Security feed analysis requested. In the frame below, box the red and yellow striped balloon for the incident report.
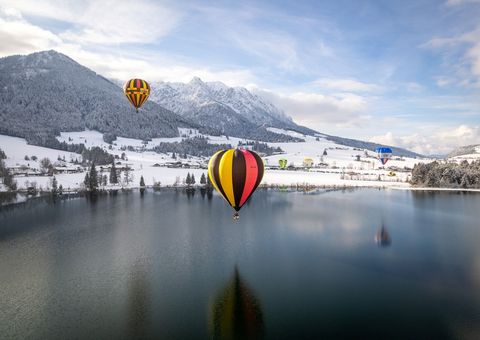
[123,78,150,112]
[208,149,264,218]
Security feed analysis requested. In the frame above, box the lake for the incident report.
[1,189,479,339]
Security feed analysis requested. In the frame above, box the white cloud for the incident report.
[0,7,61,56]
[0,4,255,87]
[445,0,480,6]
[435,76,453,87]
[252,87,370,129]
[424,26,480,87]
[52,44,256,86]
[370,125,480,155]
[0,0,181,44]
[312,78,380,92]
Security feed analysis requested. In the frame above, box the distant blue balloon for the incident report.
[375,147,393,165]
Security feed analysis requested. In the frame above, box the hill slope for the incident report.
[447,144,480,158]
[0,50,194,145]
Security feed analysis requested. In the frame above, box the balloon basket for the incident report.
[233,212,240,221]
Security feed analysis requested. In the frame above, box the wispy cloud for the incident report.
[0,3,255,86]
[312,78,381,92]
[445,0,480,6]
[424,26,480,87]
[0,0,182,44]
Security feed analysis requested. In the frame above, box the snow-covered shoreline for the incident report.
[0,128,437,193]
[391,186,480,193]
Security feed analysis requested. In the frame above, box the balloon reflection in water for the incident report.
[209,267,264,339]
[375,224,392,247]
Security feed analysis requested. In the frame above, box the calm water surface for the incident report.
[1,189,480,339]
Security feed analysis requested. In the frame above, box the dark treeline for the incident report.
[411,160,480,188]
[103,132,117,144]
[81,147,114,165]
[238,141,283,155]
[153,136,232,158]
[28,138,112,166]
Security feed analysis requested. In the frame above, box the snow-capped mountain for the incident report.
[150,77,308,132]
[0,50,422,156]
[0,50,195,146]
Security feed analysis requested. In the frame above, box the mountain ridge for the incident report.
[0,50,196,146]
[0,50,423,157]
[149,77,317,136]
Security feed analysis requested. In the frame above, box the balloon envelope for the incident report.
[123,78,150,111]
[208,149,264,212]
[375,147,392,165]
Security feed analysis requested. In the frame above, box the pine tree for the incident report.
[1,161,17,191]
[40,157,52,173]
[200,173,206,185]
[84,172,90,189]
[123,167,133,185]
[206,174,213,188]
[47,164,54,176]
[109,161,118,184]
[51,176,58,195]
[461,174,470,188]
[140,175,146,195]
[89,163,98,191]
[191,174,196,185]
[172,152,176,160]
[186,173,191,186]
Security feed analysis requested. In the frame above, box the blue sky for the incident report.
[0,0,479,154]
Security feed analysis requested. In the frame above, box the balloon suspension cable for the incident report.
[233,212,240,221]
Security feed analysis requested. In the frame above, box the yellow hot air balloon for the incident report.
[208,149,264,220]
[123,78,150,112]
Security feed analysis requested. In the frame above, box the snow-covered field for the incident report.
[0,128,435,192]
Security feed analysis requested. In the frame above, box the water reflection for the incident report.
[186,188,196,199]
[375,224,391,247]
[127,260,151,338]
[210,267,264,339]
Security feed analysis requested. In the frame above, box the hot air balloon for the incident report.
[278,158,287,169]
[123,78,150,112]
[208,149,264,220]
[375,147,392,165]
[303,157,314,168]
